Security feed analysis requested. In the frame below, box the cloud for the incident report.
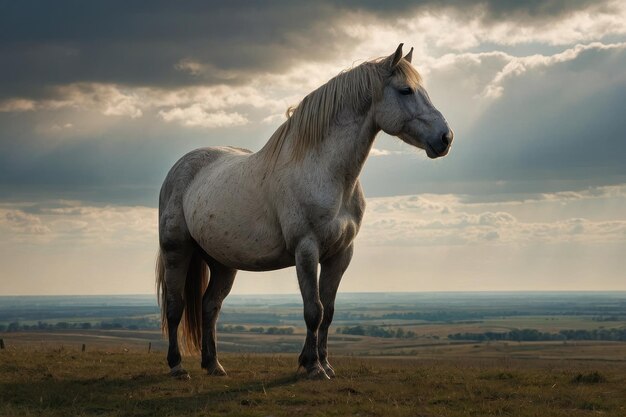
[261,113,286,125]
[3,183,624,250]
[358,185,626,246]
[459,0,626,46]
[174,59,206,76]
[10,41,619,135]
[158,107,247,128]
[538,184,626,201]
[1,2,625,295]
[1,210,51,237]
[0,201,157,246]
[359,39,626,198]
[0,98,37,112]
[0,2,350,100]
[0,83,143,118]
[369,148,411,157]
[457,44,626,185]
[0,2,625,207]
[482,42,626,98]
[174,58,239,81]
[0,81,290,131]
[1,0,624,102]
[1,183,624,294]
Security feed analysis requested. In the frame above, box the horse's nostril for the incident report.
[442,130,454,147]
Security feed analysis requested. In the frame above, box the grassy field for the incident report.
[1,293,624,416]
[1,344,625,417]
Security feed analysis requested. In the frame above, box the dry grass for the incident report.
[1,344,625,417]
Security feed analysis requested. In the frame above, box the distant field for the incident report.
[4,330,626,362]
[363,316,626,338]
[1,345,625,417]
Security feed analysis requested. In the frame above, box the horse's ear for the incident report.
[404,47,413,63]
[389,43,404,68]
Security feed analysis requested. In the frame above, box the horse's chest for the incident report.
[293,186,364,257]
[315,209,360,257]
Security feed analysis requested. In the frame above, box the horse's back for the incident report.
[158,146,252,247]
[160,147,250,204]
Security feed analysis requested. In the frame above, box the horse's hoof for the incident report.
[170,364,190,380]
[306,365,330,380]
[206,362,228,377]
[170,368,191,380]
[322,363,336,378]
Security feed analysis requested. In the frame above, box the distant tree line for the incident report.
[591,315,622,322]
[448,328,626,342]
[218,312,296,324]
[322,311,508,322]
[218,324,294,335]
[379,310,537,322]
[336,325,416,339]
[0,319,160,332]
[0,321,298,335]
[377,311,625,322]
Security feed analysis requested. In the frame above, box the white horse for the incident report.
[156,44,453,379]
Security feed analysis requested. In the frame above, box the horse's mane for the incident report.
[263,57,421,163]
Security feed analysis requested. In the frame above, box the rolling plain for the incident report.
[1,292,624,416]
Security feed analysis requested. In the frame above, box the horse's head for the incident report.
[374,44,453,159]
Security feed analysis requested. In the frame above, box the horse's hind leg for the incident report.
[201,259,236,376]
[318,244,353,378]
[162,247,193,378]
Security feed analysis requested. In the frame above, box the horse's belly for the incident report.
[184,192,292,271]
[195,221,293,271]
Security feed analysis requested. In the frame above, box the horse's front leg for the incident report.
[201,261,236,376]
[295,238,327,379]
[318,244,353,378]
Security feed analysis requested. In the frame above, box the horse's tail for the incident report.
[156,249,167,335]
[156,249,208,354]
[181,251,208,353]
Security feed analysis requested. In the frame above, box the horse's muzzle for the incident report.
[426,129,453,158]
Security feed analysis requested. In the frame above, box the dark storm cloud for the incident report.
[0,0,624,206]
[0,1,343,98]
[2,45,625,205]
[341,0,602,20]
[0,0,613,100]
[0,109,276,205]
[465,0,603,21]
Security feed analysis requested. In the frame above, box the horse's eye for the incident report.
[398,87,413,95]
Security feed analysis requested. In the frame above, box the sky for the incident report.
[0,0,625,295]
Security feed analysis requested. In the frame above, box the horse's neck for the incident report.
[255,108,379,190]
[312,109,379,189]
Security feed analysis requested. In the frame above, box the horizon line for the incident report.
[1,290,625,298]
